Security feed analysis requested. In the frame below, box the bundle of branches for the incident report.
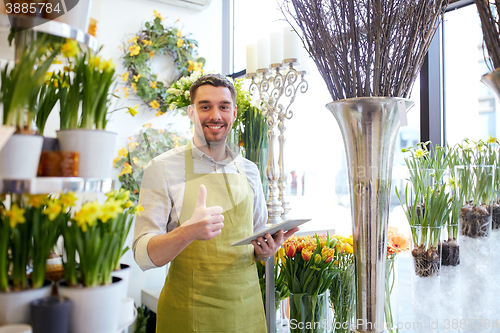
[474,0,500,70]
[280,0,450,100]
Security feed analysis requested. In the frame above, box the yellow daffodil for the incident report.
[150,100,160,109]
[128,36,139,44]
[133,74,141,82]
[59,192,78,209]
[142,40,152,46]
[52,58,62,65]
[61,40,79,58]
[44,71,53,84]
[129,44,141,57]
[6,204,26,228]
[488,134,497,144]
[143,123,152,129]
[176,30,182,38]
[121,72,129,82]
[176,38,183,48]
[53,80,59,88]
[99,199,124,222]
[134,204,144,216]
[127,105,139,117]
[154,10,164,20]
[124,201,134,209]
[150,81,158,89]
[102,58,116,71]
[118,147,128,158]
[123,87,129,98]
[28,194,48,208]
[414,148,428,159]
[113,157,121,167]
[74,201,101,232]
[119,162,133,176]
[43,200,62,221]
[149,50,155,59]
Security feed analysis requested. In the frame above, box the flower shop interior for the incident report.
[1,0,500,332]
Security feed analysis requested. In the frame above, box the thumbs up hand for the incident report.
[181,184,224,240]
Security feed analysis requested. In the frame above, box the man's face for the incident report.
[189,85,237,145]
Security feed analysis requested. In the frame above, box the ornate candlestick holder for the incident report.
[247,59,308,224]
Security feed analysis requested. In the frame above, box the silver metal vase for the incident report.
[326,97,414,333]
[481,68,500,103]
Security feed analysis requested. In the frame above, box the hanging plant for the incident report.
[121,11,206,114]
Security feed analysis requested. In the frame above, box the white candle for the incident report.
[283,26,300,60]
[297,46,310,73]
[246,44,257,74]
[257,38,270,70]
[270,31,283,65]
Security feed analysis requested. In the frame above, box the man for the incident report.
[133,74,298,332]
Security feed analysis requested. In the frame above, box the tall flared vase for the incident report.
[326,97,414,333]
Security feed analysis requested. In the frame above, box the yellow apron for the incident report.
[156,142,267,332]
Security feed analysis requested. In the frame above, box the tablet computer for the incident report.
[230,218,312,246]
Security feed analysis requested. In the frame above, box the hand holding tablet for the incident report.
[231,219,312,246]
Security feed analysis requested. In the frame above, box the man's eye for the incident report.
[201,106,210,110]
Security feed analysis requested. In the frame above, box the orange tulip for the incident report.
[284,242,297,258]
[302,248,313,261]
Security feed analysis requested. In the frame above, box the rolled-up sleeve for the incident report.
[132,158,172,271]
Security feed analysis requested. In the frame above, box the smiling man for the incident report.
[132,74,298,332]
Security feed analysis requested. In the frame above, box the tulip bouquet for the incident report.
[0,193,74,292]
[281,234,338,333]
[61,189,142,287]
[328,235,354,333]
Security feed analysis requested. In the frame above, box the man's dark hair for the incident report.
[189,74,237,104]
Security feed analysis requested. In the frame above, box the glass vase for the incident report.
[289,292,328,333]
[329,264,355,333]
[385,256,398,333]
[409,225,443,278]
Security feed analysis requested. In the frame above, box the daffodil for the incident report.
[150,100,160,109]
[414,148,428,159]
[128,36,139,44]
[127,105,139,117]
[176,38,184,48]
[102,58,116,72]
[124,201,134,209]
[176,30,182,38]
[6,204,26,228]
[134,204,144,216]
[28,194,48,208]
[99,199,124,222]
[59,192,78,209]
[488,134,497,144]
[133,74,141,82]
[74,201,101,231]
[61,40,80,58]
[43,200,62,221]
[150,81,158,89]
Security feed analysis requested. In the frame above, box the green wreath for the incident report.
[121,11,206,114]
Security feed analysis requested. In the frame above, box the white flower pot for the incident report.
[0,282,52,325]
[56,129,117,179]
[111,263,131,299]
[57,277,123,333]
[0,134,43,179]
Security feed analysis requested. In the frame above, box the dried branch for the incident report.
[474,0,500,70]
[280,0,450,101]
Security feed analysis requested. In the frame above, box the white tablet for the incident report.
[230,219,312,246]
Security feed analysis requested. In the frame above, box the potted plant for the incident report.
[55,41,118,178]
[0,37,59,179]
[58,188,142,333]
[0,193,73,325]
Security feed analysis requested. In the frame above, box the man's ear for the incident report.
[188,104,195,123]
[233,105,237,122]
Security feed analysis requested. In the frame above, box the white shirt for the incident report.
[132,141,268,271]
